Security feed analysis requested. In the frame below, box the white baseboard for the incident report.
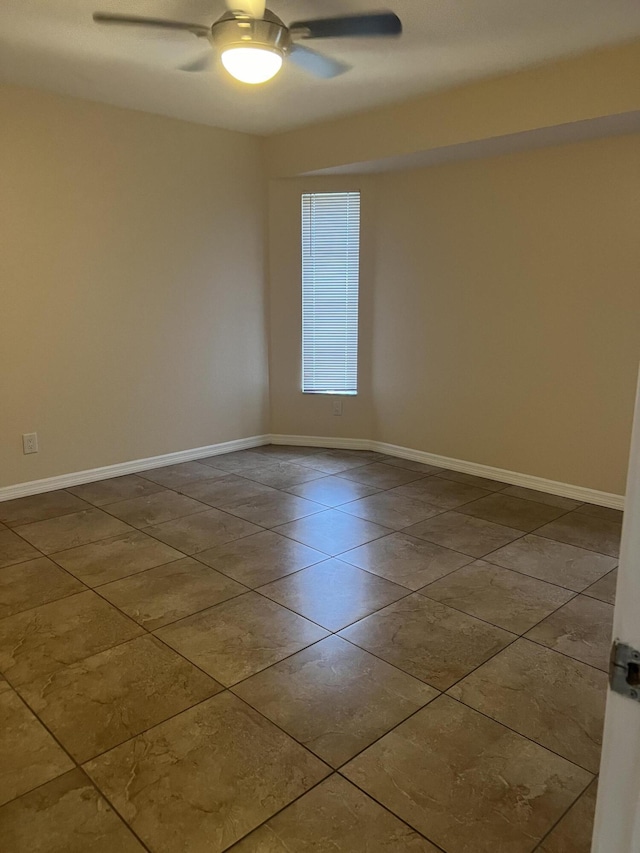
[1,431,624,510]
[0,435,270,502]
[269,434,373,451]
[269,433,625,510]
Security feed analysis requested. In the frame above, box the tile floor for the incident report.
[0,445,621,852]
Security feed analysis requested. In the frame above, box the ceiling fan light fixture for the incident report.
[93,7,402,83]
[213,10,289,84]
[221,45,283,84]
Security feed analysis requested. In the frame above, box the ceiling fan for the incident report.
[93,1,402,84]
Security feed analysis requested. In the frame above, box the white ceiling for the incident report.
[1,0,640,135]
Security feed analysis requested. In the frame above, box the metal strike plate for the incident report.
[610,641,640,702]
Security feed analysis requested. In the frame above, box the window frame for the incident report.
[300,190,361,396]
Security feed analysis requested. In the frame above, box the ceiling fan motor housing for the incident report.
[211,9,291,56]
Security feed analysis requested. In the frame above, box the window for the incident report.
[301,191,360,394]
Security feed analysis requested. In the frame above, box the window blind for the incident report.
[301,191,360,394]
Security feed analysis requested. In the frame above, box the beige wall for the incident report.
[0,85,268,488]
[3,81,639,497]
[268,134,640,494]
[266,39,640,178]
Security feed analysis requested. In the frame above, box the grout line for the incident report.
[9,517,141,556]
[329,772,451,853]
[533,775,597,851]
[581,566,618,602]
[1,687,80,775]
[77,685,336,799]
[82,774,154,853]
[520,631,611,674]
[11,577,332,777]
[222,770,448,853]
[217,774,333,851]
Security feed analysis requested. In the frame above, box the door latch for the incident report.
[610,641,640,702]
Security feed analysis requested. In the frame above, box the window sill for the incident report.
[302,391,358,396]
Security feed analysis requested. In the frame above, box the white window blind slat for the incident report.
[301,191,360,394]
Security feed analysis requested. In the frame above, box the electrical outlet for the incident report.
[22,433,38,454]
[332,399,343,416]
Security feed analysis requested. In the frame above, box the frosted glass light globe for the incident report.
[221,46,283,84]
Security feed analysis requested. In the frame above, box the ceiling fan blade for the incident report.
[92,13,210,38]
[290,11,401,40]
[180,52,215,72]
[223,0,266,18]
[289,43,351,79]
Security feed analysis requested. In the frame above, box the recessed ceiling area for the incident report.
[1,0,640,134]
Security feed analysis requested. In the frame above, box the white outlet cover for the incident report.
[22,432,38,454]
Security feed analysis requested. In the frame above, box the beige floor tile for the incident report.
[317,449,385,463]
[144,508,261,554]
[422,560,574,633]
[0,769,145,852]
[405,511,524,558]
[341,532,472,590]
[525,595,613,670]
[314,449,385,462]
[381,457,444,473]
[196,530,325,587]
[178,475,276,506]
[232,774,439,852]
[138,461,229,489]
[340,491,442,530]
[394,476,491,508]
[286,475,382,507]
[274,509,391,556]
[0,447,609,853]
[68,475,164,506]
[500,486,581,510]
[339,463,428,489]
[538,778,598,853]
[14,509,131,554]
[341,593,514,690]
[107,490,208,528]
[20,635,221,762]
[343,695,592,853]
[487,534,616,591]
[0,528,43,568]
[99,557,247,630]
[436,469,508,491]
[234,635,436,768]
[0,689,74,806]
[241,462,327,489]
[0,491,89,527]
[221,491,323,528]
[449,639,607,772]
[259,559,407,631]
[0,590,143,686]
[459,492,567,531]
[51,530,184,586]
[297,450,374,474]
[250,445,325,464]
[584,568,618,604]
[536,512,621,557]
[84,692,329,853]
[0,557,85,618]
[576,504,624,523]
[157,592,328,686]
[199,450,276,473]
